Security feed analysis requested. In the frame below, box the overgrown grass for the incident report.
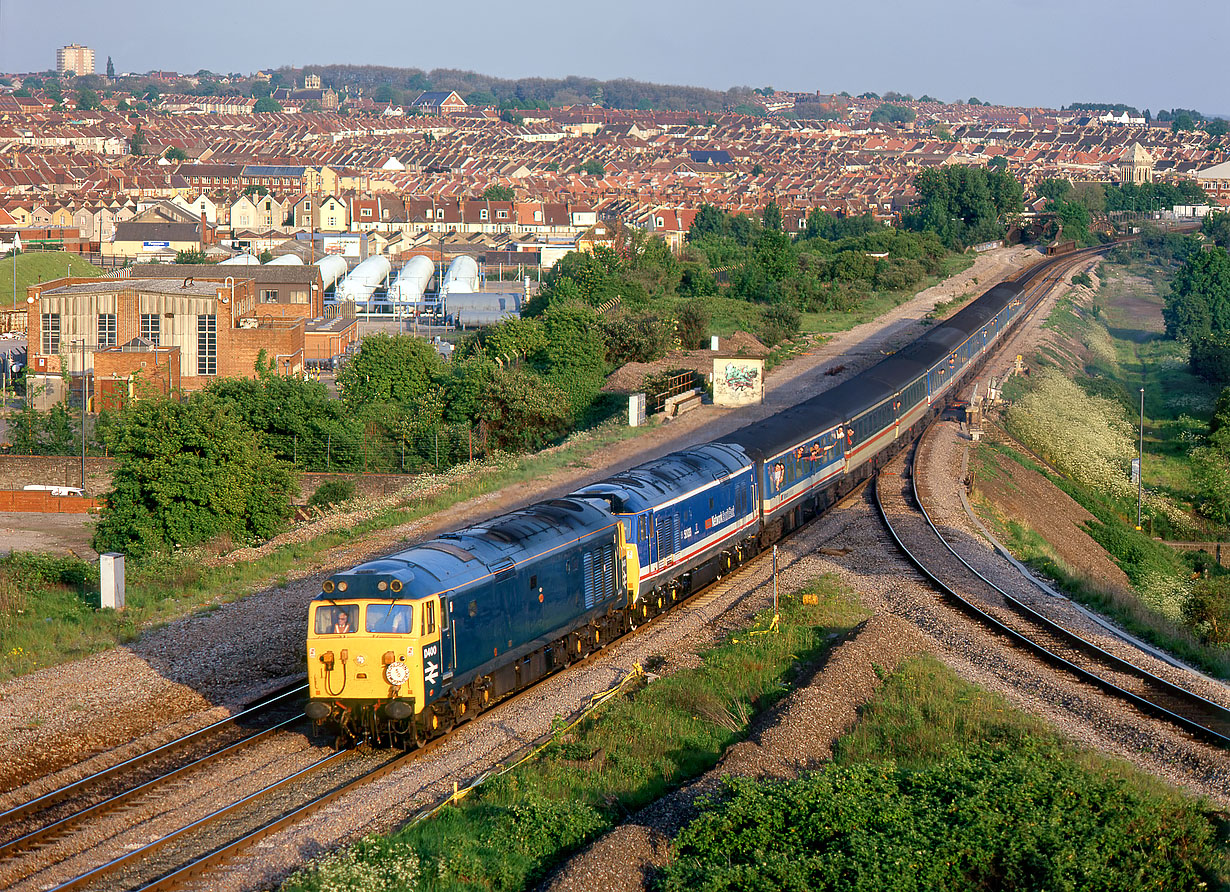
[971,440,1230,677]
[281,577,869,892]
[0,251,102,306]
[0,418,650,683]
[660,656,1230,892]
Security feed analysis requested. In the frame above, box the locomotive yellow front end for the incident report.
[305,566,442,746]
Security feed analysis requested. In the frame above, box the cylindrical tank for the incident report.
[219,253,260,265]
[389,255,435,303]
[316,254,349,291]
[441,255,479,295]
[265,254,303,266]
[447,292,522,327]
[336,255,392,305]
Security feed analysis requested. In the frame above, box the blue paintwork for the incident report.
[324,496,623,705]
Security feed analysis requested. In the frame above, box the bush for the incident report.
[760,304,801,347]
[601,311,672,364]
[1184,576,1230,643]
[307,478,356,509]
[661,741,1227,892]
[677,298,712,350]
[1189,332,1230,384]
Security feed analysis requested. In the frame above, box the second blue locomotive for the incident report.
[306,276,1026,746]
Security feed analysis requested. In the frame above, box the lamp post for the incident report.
[1137,386,1145,531]
[79,338,87,491]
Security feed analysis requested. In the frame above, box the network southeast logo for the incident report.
[704,506,736,530]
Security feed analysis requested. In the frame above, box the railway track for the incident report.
[874,436,1230,747]
[3,248,1116,891]
[0,683,314,891]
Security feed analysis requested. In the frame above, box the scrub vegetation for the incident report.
[281,601,1229,892]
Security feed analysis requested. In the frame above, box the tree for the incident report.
[130,123,146,155]
[75,88,101,111]
[164,146,187,162]
[1163,247,1230,342]
[751,162,764,176]
[1188,332,1230,384]
[987,155,1008,170]
[254,96,282,113]
[903,165,1023,248]
[762,200,783,232]
[336,332,442,412]
[1035,178,1071,202]
[174,249,210,263]
[533,301,608,420]
[499,109,524,126]
[92,395,296,559]
[106,56,115,78]
[1205,118,1229,138]
[479,366,570,452]
[578,159,605,176]
[1171,113,1196,133]
[482,184,515,201]
[869,103,915,124]
[1203,211,1230,249]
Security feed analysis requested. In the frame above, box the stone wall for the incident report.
[0,455,115,495]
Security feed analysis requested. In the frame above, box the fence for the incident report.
[266,423,487,475]
[647,370,704,415]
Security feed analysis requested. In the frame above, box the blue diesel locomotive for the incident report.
[306,277,1027,746]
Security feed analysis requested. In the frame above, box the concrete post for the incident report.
[100,552,125,609]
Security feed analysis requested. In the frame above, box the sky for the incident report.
[3,0,1226,116]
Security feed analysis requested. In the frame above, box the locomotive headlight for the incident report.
[337,581,348,592]
[384,661,409,687]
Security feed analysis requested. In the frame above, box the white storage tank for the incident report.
[219,253,260,265]
[389,255,435,303]
[336,255,392,306]
[265,254,303,266]
[441,255,479,295]
[316,254,349,292]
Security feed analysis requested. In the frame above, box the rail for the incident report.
[873,447,1230,747]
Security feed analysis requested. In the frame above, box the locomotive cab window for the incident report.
[422,600,437,635]
[529,575,538,590]
[365,603,413,634]
[315,604,358,635]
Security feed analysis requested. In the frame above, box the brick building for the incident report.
[24,275,306,410]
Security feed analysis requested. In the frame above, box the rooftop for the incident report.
[43,278,222,297]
